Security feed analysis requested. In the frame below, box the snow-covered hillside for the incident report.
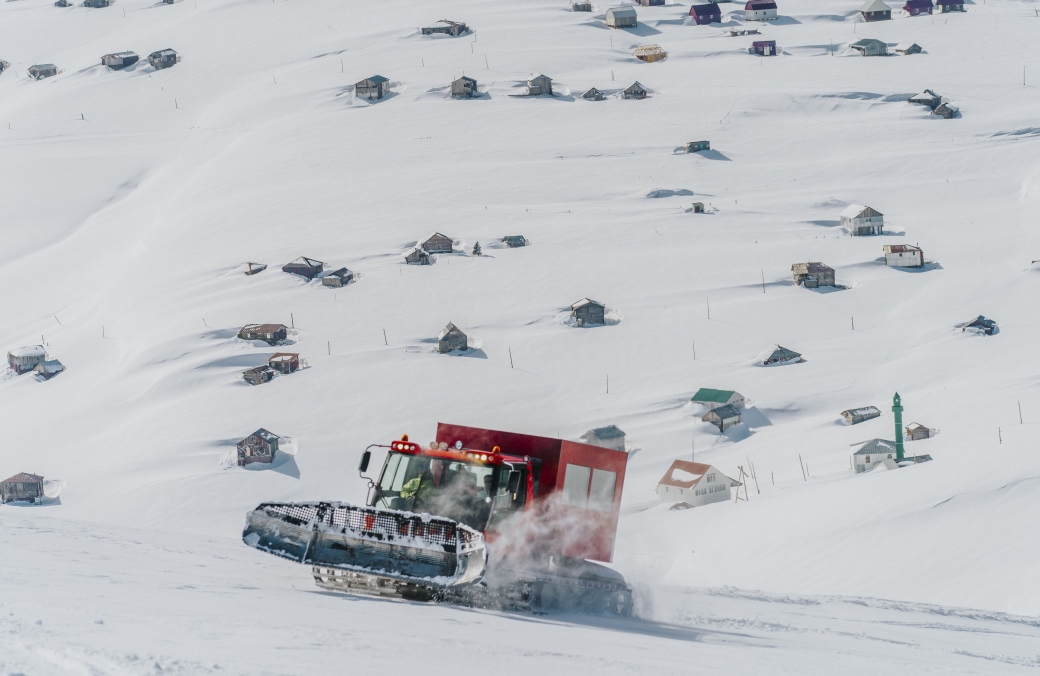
[2,0,1040,671]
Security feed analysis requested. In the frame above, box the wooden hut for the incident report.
[691,388,745,410]
[623,81,648,99]
[841,406,881,424]
[937,0,963,11]
[55,0,72,6]
[356,75,390,100]
[763,345,802,366]
[840,204,884,235]
[148,49,179,70]
[689,3,722,23]
[791,262,835,288]
[33,360,65,379]
[903,0,933,15]
[572,1,593,10]
[438,323,468,353]
[894,43,923,55]
[237,429,280,466]
[502,235,529,247]
[282,256,325,279]
[605,6,638,27]
[8,346,48,374]
[321,267,354,287]
[850,38,888,56]
[702,404,741,431]
[752,40,777,56]
[28,64,58,80]
[526,74,553,96]
[238,324,288,345]
[692,202,705,213]
[451,76,478,97]
[0,60,9,75]
[685,140,710,152]
[745,0,777,20]
[102,52,139,69]
[884,244,923,267]
[571,298,606,326]
[84,0,113,6]
[580,425,626,451]
[932,102,958,119]
[906,422,932,440]
[656,460,737,507]
[269,353,300,374]
[0,473,44,504]
[633,44,666,62]
[422,20,469,36]
[859,0,892,21]
[421,232,453,253]
[637,0,664,5]
[242,366,275,385]
[244,262,267,275]
[405,248,432,265]
[582,87,606,101]
[909,89,941,108]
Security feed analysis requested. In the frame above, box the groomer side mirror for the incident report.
[359,450,371,473]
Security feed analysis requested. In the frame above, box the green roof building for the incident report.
[690,388,745,410]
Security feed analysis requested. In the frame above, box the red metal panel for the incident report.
[435,423,564,496]
[557,441,627,562]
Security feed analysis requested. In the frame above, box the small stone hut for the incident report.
[438,323,468,353]
[282,256,325,279]
[451,76,478,97]
[909,89,941,108]
[792,262,835,288]
[572,1,593,10]
[102,52,139,69]
[752,40,777,56]
[84,0,113,6]
[841,406,881,424]
[321,267,355,287]
[238,324,288,345]
[582,87,606,101]
[148,49,179,70]
[422,20,469,36]
[689,3,722,23]
[526,74,553,96]
[503,235,528,247]
[850,38,888,56]
[580,425,627,451]
[894,43,923,55]
[606,6,638,27]
[884,244,923,267]
[637,0,664,5]
[28,64,58,80]
[269,353,300,374]
[906,422,932,440]
[356,75,390,100]
[692,202,705,213]
[860,0,892,21]
[932,102,958,119]
[243,366,275,386]
[623,81,648,99]
[841,204,884,235]
[0,473,44,504]
[237,429,280,466]
[571,298,606,326]
[703,404,741,432]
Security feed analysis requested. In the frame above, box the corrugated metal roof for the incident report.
[705,404,741,421]
[365,75,389,84]
[843,406,880,417]
[606,6,638,17]
[571,297,604,310]
[690,3,721,14]
[860,0,891,11]
[1,473,44,484]
[9,345,46,358]
[904,0,932,7]
[745,0,777,9]
[691,388,737,403]
[853,439,896,455]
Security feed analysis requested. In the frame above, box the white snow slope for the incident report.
[2,0,1040,672]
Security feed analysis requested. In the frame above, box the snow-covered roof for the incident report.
[657,460,710,488]
[528,73,552,83]
[851,38,886,48]
[571,297,604,310]
[34,360,64,374]
[269,353,298,362]
[843,406,880,416]
[625,81,647,91]
[896,43,922,52]
[10,345,46,358]
[853,439,897,455]
[606,6,637,17]
[438,322,465,339]
[910,89,939,101]
[840,204,870,218]
[860,0,891,11]
[246,429,280,443]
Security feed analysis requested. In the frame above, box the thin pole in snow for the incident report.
[999,427,1002,443]
[798,454,806,481]
[852,316,855,330]
[606,375,609,394]
[485,56,489,69]
[421,59,424,67]
[761,270,765,293]
[383,329,388,346]
[328,341,330,355]
[175,98,178,109]
[707,298,710,319]
[692,340,696,360]
[1019,401,1023,424]
[509,348,514,369]
[771,471,775,485]
[54,316,62,326]
[341,59,343,73]
[102,326,105,338]
[291,313,294,329]
[203,318,208,328]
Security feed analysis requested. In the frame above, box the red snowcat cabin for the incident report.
[435,423,628,563]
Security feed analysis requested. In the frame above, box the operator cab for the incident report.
[369,440,532,533]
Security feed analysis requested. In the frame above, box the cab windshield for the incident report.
[372,452,497,531]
